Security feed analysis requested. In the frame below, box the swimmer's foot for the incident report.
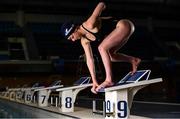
[131,58,141,75]
[91,87,97,94]
[91,85,98,94]
[95,81,114,92]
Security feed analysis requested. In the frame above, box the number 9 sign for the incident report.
[117,101,127,118]
[106,100,127,118]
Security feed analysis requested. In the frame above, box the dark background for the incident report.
[0,0,179,103]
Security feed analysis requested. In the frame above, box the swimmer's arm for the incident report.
[81,39,96,82]
[86,2,106,27]
[91,2,106,18]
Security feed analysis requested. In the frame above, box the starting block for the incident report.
[8,88,22,101]
[56,77,92,112]
[93,70,162,119]
[23,83,45,104]
[34,80,63,107]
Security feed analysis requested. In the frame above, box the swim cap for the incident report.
[60,22,76,38]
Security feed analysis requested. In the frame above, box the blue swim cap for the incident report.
[60,22,76,38]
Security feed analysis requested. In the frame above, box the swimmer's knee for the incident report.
[98,44,106,53]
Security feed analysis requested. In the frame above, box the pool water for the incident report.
[0,99,75,118]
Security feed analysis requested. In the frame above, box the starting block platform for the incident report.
[117,70,151,85]
[93,70,162,119]
[56,76,92,112]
